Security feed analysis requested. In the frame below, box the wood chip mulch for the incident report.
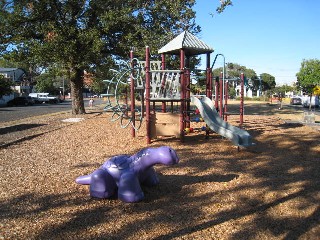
[0,102,319,240]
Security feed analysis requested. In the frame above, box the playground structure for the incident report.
[101,31,254,147]
[101,57,144,131]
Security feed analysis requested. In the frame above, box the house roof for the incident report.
[0,68,27,82]
[158,31,214,56]
[0,67,20,72]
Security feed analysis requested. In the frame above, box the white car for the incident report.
[301,96,319,108]
[29,93,59,104]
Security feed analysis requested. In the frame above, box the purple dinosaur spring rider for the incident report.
[76,146,179,203]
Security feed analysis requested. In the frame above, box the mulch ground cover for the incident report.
[0,101,319,239]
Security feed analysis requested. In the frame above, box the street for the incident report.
[0,98,105,123]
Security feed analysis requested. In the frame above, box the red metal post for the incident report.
[215,77,219,110]
[180,49,185,142]
[161,54,166,113]
[219,71,223,118]
[145,47,151,144]
[186,57,191,128]
[224,80,228,121]
[240,73,244,128]
[161,53,166,69]
[130,50,135,137]
[161,102,166,112]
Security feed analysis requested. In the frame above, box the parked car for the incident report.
[302,95,319,108]
[7,96,35,106]
[29,93,59,104]
[290,97,302,105]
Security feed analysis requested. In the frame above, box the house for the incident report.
[0,68,33,105]
[0,68,27,83]
[230,77,260,98]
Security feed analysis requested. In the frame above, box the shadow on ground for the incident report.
[0,124,46,135]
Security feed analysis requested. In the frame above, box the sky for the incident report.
[193,0,320,86]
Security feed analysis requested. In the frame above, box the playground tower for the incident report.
[145,31,214,143]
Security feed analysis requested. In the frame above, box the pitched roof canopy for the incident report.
[0,68,27,82]
[158,31,214,56]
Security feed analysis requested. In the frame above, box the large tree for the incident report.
[260,73,276,92]
[296,59,320,95]
[296,58,320,110]
[34,73,57,93]
[0,0,200,114]
[0,74,14,97]
[212,63,261,93]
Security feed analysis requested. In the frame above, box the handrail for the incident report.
[149,69,182,73]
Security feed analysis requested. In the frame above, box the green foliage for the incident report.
[1,0,200,114]
[213,63,258,80]
[2,0,200,64]
[0,58,17,68]
[34,73,57,93]
[0,75,14,97]
[228,86,236,99]
[296,59,320,95]
[273,84,294,97]
[212,62,263,93]
[260,73,276,91]
[91,78,106,94]
[214,0,233,14]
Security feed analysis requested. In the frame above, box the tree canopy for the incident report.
[0,75,14,97]
[212,62,265,92]
[1,0,200,114]
[273,84,294,97]
[296,59,320,95]
[34,73,57,93]
[260,73,276,92]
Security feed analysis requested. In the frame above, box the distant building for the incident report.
[0,68,33,105]
[0,68,27,82]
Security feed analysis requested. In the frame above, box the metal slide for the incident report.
[190,96,254,147]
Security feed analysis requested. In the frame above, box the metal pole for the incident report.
[215,77,219,110]
[240,73,244,128]
[130,50,135,138]
[161,53,166,69]
[221,55,226,120]
[212,54,225,116]
[186,56,191,128]
[224,80,228,121]
[146,46,151,144]
[206,53,212,99]
[219,71,223,118]
[161,53,166,113]
[180,49,185,142]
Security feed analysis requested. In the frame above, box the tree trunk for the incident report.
[309,94,312,111]
[70,68,86,115]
